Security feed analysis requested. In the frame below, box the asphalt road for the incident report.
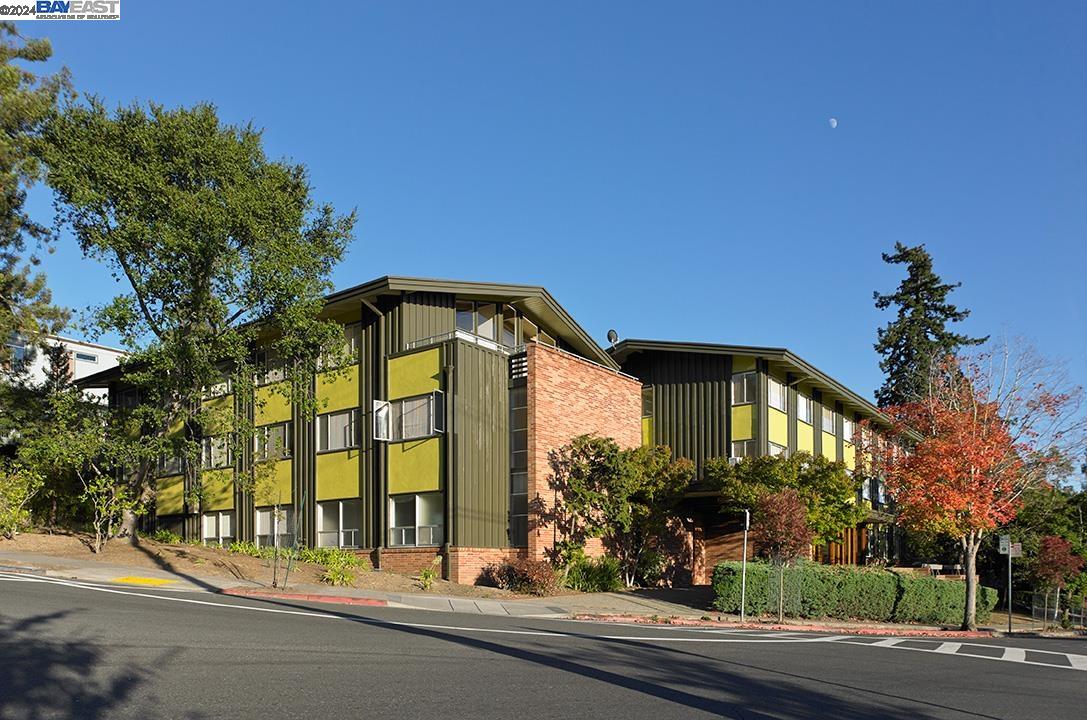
[1,573,1084,719]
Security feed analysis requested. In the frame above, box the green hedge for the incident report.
[711,561,998,625]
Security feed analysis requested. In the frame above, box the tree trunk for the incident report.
[962,535,980,631]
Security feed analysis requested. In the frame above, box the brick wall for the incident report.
[447,547,527,584]
[376,546,442,576]
[525,343,642,561]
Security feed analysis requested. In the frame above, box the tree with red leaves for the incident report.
[1033,535,1084,629]
[863,340,1085,630]
[752,488,815,621]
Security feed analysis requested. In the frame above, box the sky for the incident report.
[17,1,1087,403]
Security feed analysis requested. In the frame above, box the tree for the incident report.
[19,389,151,552]
[0,461,42,539]
[545,434,694,586]
[0,23,68,362]
[865,341,1086,630]
[873,243,986,407]
[705,452,866,546]
[40,100,356,539]
[751,488,815,621]
[1032,535,1084,629]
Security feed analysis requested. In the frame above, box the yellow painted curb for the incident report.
[111,576,177,586]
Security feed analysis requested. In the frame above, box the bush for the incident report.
[478,558,559,596]
[149,529,183,544]
[565,555,624,593]
[712,560,996,625]
[297,546,371,571]
[228,540,271,559]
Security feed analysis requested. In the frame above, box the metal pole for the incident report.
[740,509,749,624]
[1007,548,1012,634]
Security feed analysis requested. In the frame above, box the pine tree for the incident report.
[873,243,986,407]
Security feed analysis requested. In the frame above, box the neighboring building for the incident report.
[610,340,897,582]
[4,334,125,403]
[79,276,895,584]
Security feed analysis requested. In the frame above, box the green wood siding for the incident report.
[452,340,510,548]
[622,350,730,479]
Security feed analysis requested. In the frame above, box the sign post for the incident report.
[740,509,750,624]
[998,535,1022,633]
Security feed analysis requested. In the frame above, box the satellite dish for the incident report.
[607,329,619,344]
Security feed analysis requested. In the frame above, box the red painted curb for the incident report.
[571,614,994,638]
[220,587,388,607]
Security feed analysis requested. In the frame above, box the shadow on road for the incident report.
[0,610,192,720]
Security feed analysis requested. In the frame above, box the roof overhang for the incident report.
[325,275,617,368]
[609,338,892,426]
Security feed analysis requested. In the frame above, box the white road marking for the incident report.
[933,642,961,654]
[1002,648,1027,662]
[835,637,1087,672]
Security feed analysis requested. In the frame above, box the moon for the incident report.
[829,118,838,129]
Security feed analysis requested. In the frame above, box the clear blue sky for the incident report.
[19,1,1087,402]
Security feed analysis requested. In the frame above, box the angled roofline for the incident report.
[77,275,616,388]
[325,275,617,368]
[609,338,889,423]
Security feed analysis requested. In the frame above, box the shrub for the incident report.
[228,540,269,559]
[636,550,668,587]
[149,529,183,544]
[711,560,996,625]
[565,555,624,593]
[298,546,371,571]
[418,556,442,590]
[478,558,559,596]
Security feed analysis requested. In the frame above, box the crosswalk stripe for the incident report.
[1002,648,1027,662]
[1067,655,1087,670]
[933,642,961,654]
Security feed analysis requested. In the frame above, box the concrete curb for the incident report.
[0,564,47,576]
[220,587,389,607]
[571,613,996,638]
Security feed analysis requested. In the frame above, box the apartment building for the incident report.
[81,276,894,584]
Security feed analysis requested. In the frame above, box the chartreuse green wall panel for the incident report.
[202,469,234,511]
[317,365,359,414]
[202,393,234,434]
[822,432,838,460]
[768,408,788,447]
[254,460,292,505]
[255,383,291,425]
[797,421,814,455]
[641,417,653,446]
[388,438,442,494]
[732,404,754,441]
[156,475,184,516]
[316,450,359,501]
[843,442,856,470]
[388,348,441,400]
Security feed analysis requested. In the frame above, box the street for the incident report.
[1,573,1084,719]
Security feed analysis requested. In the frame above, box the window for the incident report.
[159,453,184,476]
[520,317,538,345]
[75,351,98,363]
[254,422,292,461]
[768,377,787,412]
[117,388,139,409]
[843,417,855,443]
[476,303,497,341]
[538,331,556,347]
[204,375,232,398]
[456,301,475,332]
[731,439,756,458]
[509,381,528,546]
[861,477,872,502]
[255,350,286,386]
[255,506,295,548]
[317,409,359,452]
[641,386,654,418]
[797,392,813,424]
[319,323,361,369]
[731,371,756,405]
[201,511,235,546]
[502,306,517,347]
[317,499,361,548]
[372,391,445,442]
[389,493,443,547]
[202,435,231,469]
[768,442,787,457]
[821,406,836,434]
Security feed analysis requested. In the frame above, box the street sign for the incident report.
[1009,542,1023,558]
[999,535,1010,554]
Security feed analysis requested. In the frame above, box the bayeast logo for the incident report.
[34,0,120,19]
